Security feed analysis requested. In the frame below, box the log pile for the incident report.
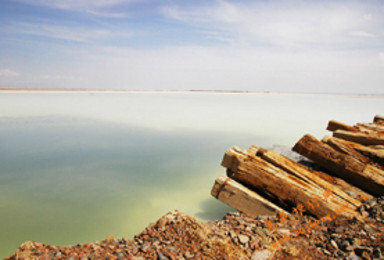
[211,115,384,220]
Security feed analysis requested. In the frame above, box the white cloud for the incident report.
[15,0,131,11]
[379,52,384,61]
[350,31,377,38]
[52,44,381,94]
[162,1,383,50]
[0,69,20,77]
[85,9,128,18]
[7,22,111,42]
[40,74,83,81]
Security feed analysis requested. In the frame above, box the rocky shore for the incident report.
[6,196,384,260]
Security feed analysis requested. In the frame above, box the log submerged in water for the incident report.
[293,134,384,196]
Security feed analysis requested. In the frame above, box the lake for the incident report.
[0,91,382,257]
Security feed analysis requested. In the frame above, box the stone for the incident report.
[373,247,382,259]
[238,234,250,245]
[278,228,291,236]
[183,252,194,259]
[105,235,116,244]
[330,240,339,250]
[347,255,362,260]
[341,240,354,252]
[251,250,271,260]
[157,252,168,260]
[131,257,146,260]
[20,241,35,251]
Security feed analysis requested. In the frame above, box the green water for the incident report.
[0,92,382,257]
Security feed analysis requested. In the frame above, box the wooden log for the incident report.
[327,120,358,132]
[257,148,362,208]
[211,175,285,217]
[249,144,372,200]
[333,129,384,146]
[355,123,384,134]
[374,115,384,125]
[251,144,373,200]
[324,137,384,167]
[293,134,384,196]
[222,147,358,219]
[322,135,371,164]
[308,167,373,201]
[369,145,384,150]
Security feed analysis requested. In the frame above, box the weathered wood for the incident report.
[308,168,373,201]
[250,144,372,200]
[369,145,384,150]
[323,137,384,168]
[327,120,358,132]
[322,135,371,164]
[374,115,384,125]
[293,134,384,196]
[211,175,285,217]
[333,129,384,146]
[222,147,358,219]
[355,123,384,134]
[257,148,362,208]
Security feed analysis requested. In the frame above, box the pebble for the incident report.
[5,197,384,260]
[251,249,271,260]
[238,234,250,245]
[330,239,338,250]
[157,252,168,260]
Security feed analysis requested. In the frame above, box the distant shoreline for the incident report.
[0,88,383,98]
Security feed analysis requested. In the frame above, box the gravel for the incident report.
[6,197,384,259]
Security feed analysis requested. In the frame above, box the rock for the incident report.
[131,257,146,260]
[355,247,373,257]
[330,239,339,250]
[335,250,345,258]
[183,251,194,259]
[20,241,35,251]
[361,251,371,260]
[251,250,271,260]
[347,255,362,260]
[238,234,250,245]
[105,235,116,244]
[341,240,353,252]
[157,252,168,260]
[278,228,291,236]
[373,247,382,259]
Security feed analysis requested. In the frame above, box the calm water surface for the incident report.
[0,92,382,257]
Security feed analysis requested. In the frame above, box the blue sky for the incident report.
[0,0,383,93]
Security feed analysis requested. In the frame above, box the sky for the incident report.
[0,0,383,94]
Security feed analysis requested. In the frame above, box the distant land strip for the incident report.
[0,87,383,98]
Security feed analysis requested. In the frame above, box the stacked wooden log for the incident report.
[211,115,384,220]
